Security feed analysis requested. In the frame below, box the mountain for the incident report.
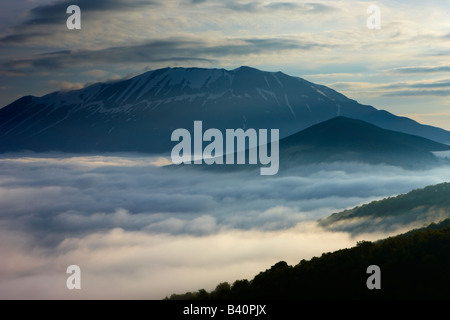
[1,66,450,153]
[279,116,450,168]
[190,116,450,174]
[168,218,450,300]
[319,182,450,235]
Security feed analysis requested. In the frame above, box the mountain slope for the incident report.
[1,66,450,153]
[168,218,450,299]
[279,116,450,168]
[319,182,450,235]
[191,117,450,174]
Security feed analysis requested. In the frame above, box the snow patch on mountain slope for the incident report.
[272,74,284,88]
[284,94,296,118]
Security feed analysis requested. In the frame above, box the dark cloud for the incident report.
[0,0,337,47]
[0,32,53,44]
[1,37,326,72]
[24,0,159,26]
[0,0,161,45]
[1,39,213,70]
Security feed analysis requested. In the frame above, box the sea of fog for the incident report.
[0,153,449,299]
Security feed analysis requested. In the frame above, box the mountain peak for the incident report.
[280,116,450,168]
[233,65,262,72]
[1,67,450,154]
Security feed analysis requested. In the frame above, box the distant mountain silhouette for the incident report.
[1,66,450,153]
[168,116,450,174]
[279,116,450,168]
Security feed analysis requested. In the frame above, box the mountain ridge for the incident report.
[279,116,450,168]
[169,116,450,173]
[319,182,450,235]
[1,66,450,154]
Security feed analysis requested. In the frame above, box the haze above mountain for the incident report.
[1,66,450,154]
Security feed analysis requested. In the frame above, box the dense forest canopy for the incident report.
[167,218,450,300]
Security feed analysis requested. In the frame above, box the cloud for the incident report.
[82,69,109,78]
[48,80,84,91]
[188,0,338,14]
[0,32,53,44]
[0,0,337,48]
[264,2,337,13]
[23,0,160,27]
[1,154,450,298]
[0,154,449,241]
[1,40,213,70]
[1,36,327,72]
[0,222,382,299]
[0,0,162,47]
[388,66,450,74]
[224,1,259,12]
[381,79,450,96]
[264,2,299,10]
[383,89,450,97]
[330,79,450,97]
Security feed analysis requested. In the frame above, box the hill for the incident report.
[319,182,450,235]
[167,218,450,300]
[178,116,450,173]
[279,116,450,168]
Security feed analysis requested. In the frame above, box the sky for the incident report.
[0,0,450,129]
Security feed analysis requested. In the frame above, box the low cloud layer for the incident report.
[1,223,377,299]
[1,154,449,299]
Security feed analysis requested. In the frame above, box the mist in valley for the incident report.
[0,153,449,299]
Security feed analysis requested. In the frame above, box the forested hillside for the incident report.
[167,219,450,299]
